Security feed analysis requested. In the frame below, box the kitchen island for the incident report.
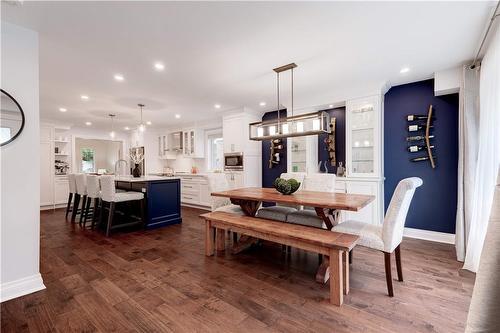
[115,176,182,229]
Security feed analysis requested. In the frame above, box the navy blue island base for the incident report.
[115,176,182,229]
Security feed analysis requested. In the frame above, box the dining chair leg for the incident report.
[71,194,81,223]
[65,193,73,219]
[139,199,146,227]
[106,202,115,237]
[79,195,88,226]
[91,198,99,230]
[384,252,394,297]
[83,198,92,227]
[395,245,403,282]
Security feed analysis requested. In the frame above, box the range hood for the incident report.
[170,131,183,151]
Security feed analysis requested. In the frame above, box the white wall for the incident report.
[74,138,122,173]
[1,23,45,302]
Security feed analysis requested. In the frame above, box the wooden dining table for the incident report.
[211,187,375,283]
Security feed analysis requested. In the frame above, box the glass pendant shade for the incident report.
[249,111,330,141]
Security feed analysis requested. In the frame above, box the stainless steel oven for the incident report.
[224,152,244,171]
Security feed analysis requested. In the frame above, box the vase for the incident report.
[132,164,141,178]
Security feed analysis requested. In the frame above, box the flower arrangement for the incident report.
[130,148,144,177]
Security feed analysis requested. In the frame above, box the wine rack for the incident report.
[268,138,283,168]
[407,105,436,169]
[324,117,337,166]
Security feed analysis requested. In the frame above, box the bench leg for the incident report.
[205,221,215,256]
[216,228,225,254]
[329,249,343,306]
[343,251,349,295]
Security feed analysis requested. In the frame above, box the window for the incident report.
[81,148,95,173]
[0,127,11,143]
[207,132,223,171]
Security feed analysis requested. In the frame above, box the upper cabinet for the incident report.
[182,129,204,158]
[222,111,260,155]
[346,95,382,178]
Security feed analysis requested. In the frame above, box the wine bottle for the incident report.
[406,135,434,142]
[408,145,434,153]
[410,156,436,162]
[407,115,436,121]
[408,124,433,132]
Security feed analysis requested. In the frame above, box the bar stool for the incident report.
[83,175,101,229]
[73,174,88,225]
[99,175,145,237]
[65,173,77,220]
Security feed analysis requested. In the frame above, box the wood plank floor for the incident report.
[1,207,474,333]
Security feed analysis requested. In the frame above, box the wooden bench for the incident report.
[200,211,359,306]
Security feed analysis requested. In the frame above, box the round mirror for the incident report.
[1,89,25,147]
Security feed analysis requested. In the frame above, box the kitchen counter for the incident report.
[115,177,182,229]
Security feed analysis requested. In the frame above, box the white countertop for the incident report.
[115,175,181,182]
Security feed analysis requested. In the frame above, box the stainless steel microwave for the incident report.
[224,152,244,171]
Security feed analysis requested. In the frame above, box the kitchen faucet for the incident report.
[114,159,128,176]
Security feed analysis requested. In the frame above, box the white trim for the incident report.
[404,227,455,244]
[1,273,46,303]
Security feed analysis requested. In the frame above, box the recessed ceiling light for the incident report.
[400,67,410,74]
[328,104,334,108]
[214,104,221,109]
[59,107,67,112]
[259,102,266,107]
[124,126,130,130]
[114,74,124,81]
[154,62,165,71]
[80,95,89,100]
[146,121,152,125]
[85,121,92,126]
[175,114,181,119]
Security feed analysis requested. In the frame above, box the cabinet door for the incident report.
[199,182,211,206]
[225,172,235,189]
[55,179,69,204]
[346,95,381,177]
[344,181,379,225]
[40,142,54,206]
[183,131,190,155]
[223,117,242,153]
[189,130,195,155]
[158,136,163,158]
[233,172,244,189]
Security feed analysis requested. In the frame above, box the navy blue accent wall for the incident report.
[318,107,346,174]
[384,79,458,234]
[261,110,288,206]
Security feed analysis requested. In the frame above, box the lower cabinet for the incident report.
[225,171,244,189]
[180,176,211,208]
[54,177,69,205]
[336,178,383,226]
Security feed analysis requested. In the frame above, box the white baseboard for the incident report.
[0,273,46,303]
[404,227,455,244]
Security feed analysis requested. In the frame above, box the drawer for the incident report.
[116,181,132,191]
[335,180,347,193]
[181,182,200,194]
[131,182,147,193]
[181,192,199,204]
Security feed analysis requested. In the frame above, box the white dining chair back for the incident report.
[303,173,336,192]
[68,173,77,194]
[86,175,100,199]
[75,174,87,195]
[382,177,423,252]
[99,175,116,202]
[206,173,244,215]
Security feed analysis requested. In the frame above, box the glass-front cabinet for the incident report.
[346,95,382,177]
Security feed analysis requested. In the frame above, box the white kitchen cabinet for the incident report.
[179,175,211,208]
[54,177,69,205]
[158,134,177,159]
[182,129,205,158]
[225,171,244,189]
[223,116,243,153]
[199,182,211,207]
[346,95,382,178]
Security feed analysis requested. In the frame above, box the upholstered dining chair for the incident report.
[83,175,100,228]
[65,173,77,220]
[206,173,244,215]
[286,173,337,228]
[256,172,307,222]
[333,177,423,297]
[99,175,145,236]
[71,174,87,223]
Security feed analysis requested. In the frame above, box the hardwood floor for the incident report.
[1,207,474,332]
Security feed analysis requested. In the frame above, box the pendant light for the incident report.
[109,114,116,138]
[138,103,146,132]
[249,63,330,141]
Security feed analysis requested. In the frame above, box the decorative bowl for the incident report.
[274,177,301,195]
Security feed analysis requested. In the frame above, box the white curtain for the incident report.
[462,25,500,272]
[455,65,480,262]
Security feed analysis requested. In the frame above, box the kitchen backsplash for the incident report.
[162,155,207,173]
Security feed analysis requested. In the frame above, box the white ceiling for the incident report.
[1,1,494,131]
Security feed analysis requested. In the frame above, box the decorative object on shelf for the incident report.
[191,166,198,174]
[138,103,146,132]
[108,114,116,138]
[130,147,144,178]
[336,162,346,177]
[317,160,329,173]
[268,138,283,168]
[0,89,25,147]
[324,117,336,166]
[249,63,330,140]
[54,160,69,175]
[273,177,300,195]
[407,105,436,169]
[55,146,59,154]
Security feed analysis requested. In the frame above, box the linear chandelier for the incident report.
[249,63,330,141]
